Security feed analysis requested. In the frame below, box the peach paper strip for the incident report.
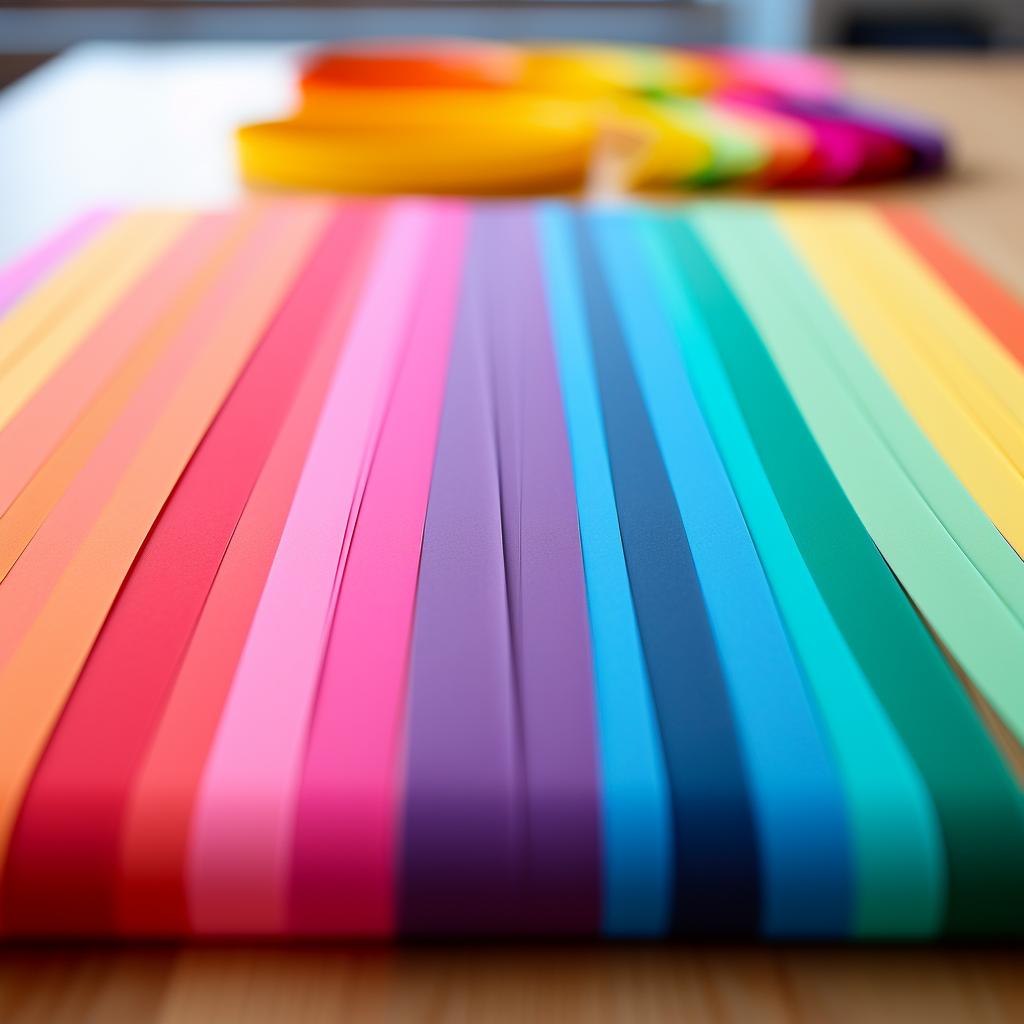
[0,212,142,370]
[0,202,330,903]
[0,213,189,431]
[187,201,434,935]
[288,202,466,935]
[0,212,265,673]
[0,210,113,315]
[3,205,378,936]
[0,209,263,582]
[0,212,237,516]
[117,207,383,935]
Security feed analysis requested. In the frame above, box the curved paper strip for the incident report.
[3,205,374,935]
[0,214,189,431]
[637,212,945,938]
[883,207,1024,364]
[0,204,330,920]
[781,210,1024,563]
[0,213,236,516]
[594,210,853,937]
[0,212,266,693]
[539,204,673,937]
[0,210,112,316]
[573,212,761,936]
[724,206,1024,743]
[301,42,522,92]
[0,210,262,584]
[187,202,433,935]
[239,90,595,195]
[0,213,140,370]
[674,213,1024,935]
[400,214,524,935]
[818,211,1024,456]
[479,206,600,933]
[775,210,1024,631]
[116,208,382,935]
[288,203,466,936]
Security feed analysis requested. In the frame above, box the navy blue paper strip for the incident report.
[572,212,761,935]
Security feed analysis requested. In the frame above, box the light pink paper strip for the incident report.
[0,211,114,316]
[288,203,467,935]
[186,200,435,935]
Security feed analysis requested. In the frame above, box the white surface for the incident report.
[0,43,303,264]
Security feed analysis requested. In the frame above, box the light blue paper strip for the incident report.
[592,209,853,937]
[539,204,673,936]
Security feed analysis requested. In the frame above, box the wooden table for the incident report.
[0,47,1022,1024]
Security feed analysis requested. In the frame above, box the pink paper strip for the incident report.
[187,201,436,935]
[0,214,234,515]
[288,203,466,935]
[0,211,113,316]
[116,208,382,935]
[0,211,268,671]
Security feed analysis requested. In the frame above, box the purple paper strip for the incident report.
[0,210,114,315]
[814,97,947,174]
[480,205,601,934]
[399,211,525,934]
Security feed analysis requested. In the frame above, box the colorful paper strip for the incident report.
[0,199,1021,939]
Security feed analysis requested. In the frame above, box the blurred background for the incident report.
[1,0,1021,263]
[1,0,1023,91]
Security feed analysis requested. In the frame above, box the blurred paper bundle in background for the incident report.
[236,41,946,194]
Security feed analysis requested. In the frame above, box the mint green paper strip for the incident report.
[659,99,766,186]
[768,212,1024,633]
[696,208,1024,748]
[658,211,1024,934]
[636,211,944,938]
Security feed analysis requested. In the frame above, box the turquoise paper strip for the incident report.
[539,204,673,936]
[593,210,852,938]
[637,209,945,938]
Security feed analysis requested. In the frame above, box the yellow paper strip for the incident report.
[781,206,1024,558]
[813,210,1024,476]
[0,202,331,886]
[0,212,190,432]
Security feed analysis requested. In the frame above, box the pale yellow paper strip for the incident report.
[781,207,1024,558]
[0,212,190,431]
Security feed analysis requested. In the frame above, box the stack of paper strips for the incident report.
[237,42,947,194]
[0,200,1022,939]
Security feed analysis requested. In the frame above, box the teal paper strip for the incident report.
[592,210,851,938]
[764,214,1024,632]
[727,210,1024,748]
[661,211,1024,936]
[636,210,945,938]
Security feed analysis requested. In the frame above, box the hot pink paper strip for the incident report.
[116,208,383,935]
[2,206,373,937]
[187,201,436,935]
[0,211,113,316]
[288,203,466,935]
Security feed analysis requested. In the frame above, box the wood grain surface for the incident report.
[0,49,1022,1024]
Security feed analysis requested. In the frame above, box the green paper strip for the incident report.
[657,210,1024,936]
[636,211,944,938]
[658,99,767,186]
[698,208,1024,749]
[776,209,1024,631]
